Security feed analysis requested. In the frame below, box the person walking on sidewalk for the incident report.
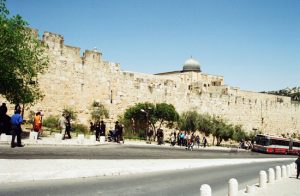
[65,114,72,139]
[58,113,67,140]
[295,154,300,179]
[33,112,42,139]
[203,136,208,148]
[11,109,24,148]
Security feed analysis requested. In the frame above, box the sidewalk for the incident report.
[0,133,246,152]
[238,174,300,196]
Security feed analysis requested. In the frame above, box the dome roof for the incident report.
[182,57,201,72]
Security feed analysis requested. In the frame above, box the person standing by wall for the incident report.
[58,113,67,140]
[65,114,72,139]
[33,112,42,139]
[0,103,7,116]
[203,136,208,148]
[157,128,164,145]
[14,103,21,113]
[114,121,120,142]
[119,124,124,143]
[196,135,201,148]
[295,154,300,179]
[179,131,185,147]
[11,108,24,148]
[100,121,106,137]
[95,121,100,141]
[0,103,11,135]
[90,122,95,134]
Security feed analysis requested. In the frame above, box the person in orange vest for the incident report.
[33,112,42,139]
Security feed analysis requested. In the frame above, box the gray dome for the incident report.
[182,58,201,72]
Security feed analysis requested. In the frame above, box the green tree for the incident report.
[90,101,109,122]
[232,125,247,142]
[62,107,77,121]
[197,113,213,136]
[179,111,199,132]
[0,0,48,105]
[155,103,179,129]
[218,123,234,145]
[124,102,156,138]
[208,116,234,146]
[123,102,179,138]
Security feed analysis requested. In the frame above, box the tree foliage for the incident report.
[62,107,77,121]
[197,113,213,136]
[179,111,199,132]
[0,0,48,105]
[90,101,109,121]
[231,125,246,142]
[179,110,251,146]
[123,102,179,137]
[155,103,179,129]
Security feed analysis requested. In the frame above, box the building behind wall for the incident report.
[2,29,300,134]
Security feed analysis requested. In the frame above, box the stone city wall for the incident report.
[1,30,300,134]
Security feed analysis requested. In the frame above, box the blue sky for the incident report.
[7,0,300,92]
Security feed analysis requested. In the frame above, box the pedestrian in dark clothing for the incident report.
[100,121,106,137]
[203,136,207,148]
[196,135,200,148]
[0,103,11,135]
[157,129,164,145]
[0,103,7,115]
[14,103,21,113]
[90,122,94,133]
[65,115,72,139]
[11,109,24,148]
[295,154,300,179]
[147,129,154,144]
[115,121,123,143]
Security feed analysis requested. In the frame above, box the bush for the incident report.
[72,123,89,135]
[43,115,59,129]
[91,101,109,121]
[27,110,35,124]
[63,107,77,120]
[124,129,146,140]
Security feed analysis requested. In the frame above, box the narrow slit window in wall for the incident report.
[81,83,84,91]
[110,90,113,104]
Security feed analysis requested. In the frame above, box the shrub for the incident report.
[43,115,59,129]
[90,101,109,121]
[72,123,89,135]
[27,110,35,124]
[63,107,77,120]
[124,129,146,140]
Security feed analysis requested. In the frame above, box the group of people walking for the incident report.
[170,131,208,150]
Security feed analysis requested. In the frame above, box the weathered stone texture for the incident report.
[1,31,300,134]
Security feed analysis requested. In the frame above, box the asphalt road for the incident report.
[0,144,294,159]
[0,159,293,196]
